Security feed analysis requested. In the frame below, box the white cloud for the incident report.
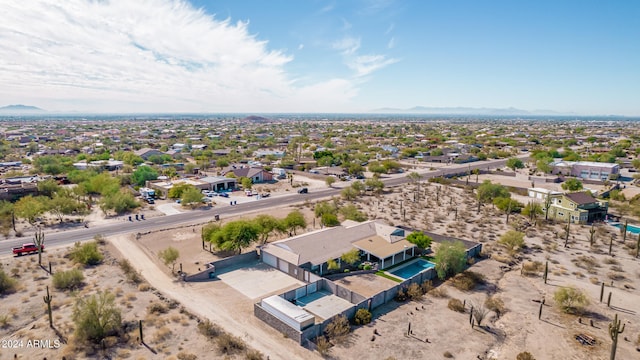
[387,37,395,49]
[332,36,361,55]
[0,0,358,112]
[348,55,399,77]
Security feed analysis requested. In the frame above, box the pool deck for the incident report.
[296,290,354,321]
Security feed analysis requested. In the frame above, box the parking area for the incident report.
[216,261,304,300]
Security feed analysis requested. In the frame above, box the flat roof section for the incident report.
[216,262,304,300]
[296,290,354,321]
[352,236,416,259]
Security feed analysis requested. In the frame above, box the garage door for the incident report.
[263,252,277,268]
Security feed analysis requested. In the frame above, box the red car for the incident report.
[12,243,44,256]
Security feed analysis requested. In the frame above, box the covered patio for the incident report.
[353,235,417,270]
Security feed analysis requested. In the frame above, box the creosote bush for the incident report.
[0,269,18,295]
[354,308,372,325]
[553,286,589,314]
[485,296,506,318]
[197,319,222,338]
[451,271,485,291]
[406,283,423,301]
[69,241,104,266]
[516,352,536,360]
[53,269,85,290]
[119,259,142,284]
[447,298,465,312]
[216,333,246,355]
[325,315,350,342]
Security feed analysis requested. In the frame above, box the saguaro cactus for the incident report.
[564,218,571,248]
[608,314,625,360]
[139,320,144,344]
[543,261,549,284]
[43,286,53,328]
[589,224,596,247]
[600,283,605,303]
[622,220,628,243]
[34,227,45,266]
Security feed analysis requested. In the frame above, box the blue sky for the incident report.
[1,0,639,115]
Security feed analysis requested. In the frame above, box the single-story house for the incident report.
[222,166,273,183]
[135,148,165,160]
[550,161,619,181]
[260,220,417,277]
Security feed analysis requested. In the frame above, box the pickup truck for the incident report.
[12,243,44,256]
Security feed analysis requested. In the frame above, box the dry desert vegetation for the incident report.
[1,171,640,360]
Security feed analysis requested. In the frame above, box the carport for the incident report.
[353,235,416,269]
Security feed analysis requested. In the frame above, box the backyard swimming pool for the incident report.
[612,222,640,235]
[389,259,435,279]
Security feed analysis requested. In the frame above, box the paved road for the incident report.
[0,156,524,255]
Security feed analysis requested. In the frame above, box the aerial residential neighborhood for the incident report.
[2,1,640,360]
[0,114,639,360]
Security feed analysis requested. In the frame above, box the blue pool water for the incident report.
[389,259,435,279]
[613,223,640,235]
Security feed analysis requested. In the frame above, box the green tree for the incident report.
[341,187,358,200]
[340,248,360,265]
[406,232,432,249]
[325,176,336,188]
[350,181,364,194]
[561,178,583,192]
[69,241,104,266]
[522,201,543,221]
[0,201,15,236]
[493,197,523,213]
[315,201,337,218]
[37,178,61,198]
[181,186,204,207]
[505,158,525,170]
[99,190,139,215]
[339,204,367,222]
[158,246,180,272]
[48,191,87,223]
[240,177,253,190]
[211,220,259,254]
[477,181,510,204]
[535,159,553,174]
[283,210,306,235]
[321,213,340,227]
[253,214,284,244]
[14,195,46,226]
[364,178,384,194]
[434,241,467,280]
[168,183,193,199]
[72,291,122,344]
[131,165,158,186]
[498,230,525,253]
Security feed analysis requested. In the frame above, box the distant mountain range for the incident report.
[0,104,46,114]
[372,106,572,116]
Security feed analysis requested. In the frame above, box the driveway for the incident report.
[156,203,183,215]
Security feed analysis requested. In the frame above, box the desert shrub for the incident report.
[451,271,485,291]
[395,288,407,302]
[176,352,198,360]
[0,314,10,328]
[429,287,449,298]
[471,302,489,326]
[147,302,168,314]
[447,298,465,312]
[315,336,331,356]
[553,286,589,314]
[354,308,372,325]
[245,349,264,360]
[197,320,221,338]
[421,280,433,293]
[485,296,506,318]
[443,351,454,358]
[0,269,18,294]
[498,230,526,253]
[72,291,122,344]
[572,256,600,273]
[522,261,545,276]
[69,241,103,266]
[407,283,423,301]
[216,333,246,354]
[53,269,84,290]
[119,259,142,284]
[327,259,340,271]
[516,352,536,360]
[325,315,350,342]
[93,234,107,245]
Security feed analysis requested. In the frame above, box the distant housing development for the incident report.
[550,161,619,180]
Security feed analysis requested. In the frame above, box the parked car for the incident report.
[261,193,271,198]
[298,187,308,194]
[12,243,44,256]
[218,192,229,198]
